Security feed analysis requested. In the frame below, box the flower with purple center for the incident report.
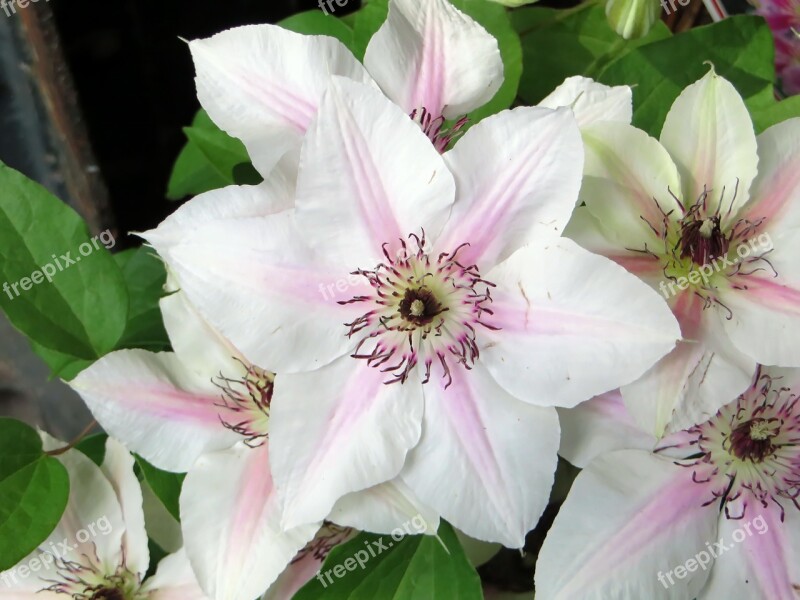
[537,366,800,599]
[567,68,800,437]
[144,73,680,548]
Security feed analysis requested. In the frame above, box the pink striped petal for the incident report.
[365,0,503,119]
[536,451,718,600]
[294,77,455,267]
[699,505,800,599]
[436,106,583,270]
[721,230,800,367]
[180,443,319,600]
[270,356,424,529]
[481,238,680,409]
[400,363,560,548]
[71,350,239,472]
[740,118,800,235]
[189,25,373,177]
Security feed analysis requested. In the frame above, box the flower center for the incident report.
[90,588,126,600]
[673,369,800,520]
[729,418,778,462]
[341,233,497,386]
[213,360,273,445]
[678,215,730,266]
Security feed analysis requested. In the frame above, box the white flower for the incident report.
[0,437,206,600]
[144,75,680,548]
[71,274,438,600]
[567,68,800,436]
[537,366,800,599]
[188,0,503,170]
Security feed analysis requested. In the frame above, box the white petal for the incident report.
[557,389,657,468]
[437,106,583,270]
[189,25,373,177]
[741,118,800,236]
[180,443,319,600]
[720,229,800,367]
[365,0,503,118]
[295,77,455,266]
[142,549,208,600]
[270,356,424,529]
[144,181,293,258]
[70,349,239,472]
[159,291,243,380]
[330,478,439,536]
[622,291,756,436]
[482,238,680,409]
[400,363,559,548]
[535,451,718,600]
[580,121,682,251]
[538,76,633,127]
[161,212,359,373]
[699,505,800,599]
[100,438,149,577]
[660,69,758,220]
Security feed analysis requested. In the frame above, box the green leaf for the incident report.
[597,15,776,136]
[351,0,389,60]
[166,111,262,200]
[75,433,109,467]
[0,418,70,571]
[750,92,800,133]
[135,456,185,522]
[294,521,482,599]
[279,10,355,51]
[0,163,129,360]
[29,341,93,381]
[450,0,523,122]
[512,4,671,105]
[114,247,169,351]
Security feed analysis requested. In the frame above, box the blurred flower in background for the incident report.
[605,0,662,39]
[752,0,800,94]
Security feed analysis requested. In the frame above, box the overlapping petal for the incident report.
[536,451,718,600]
[189,25,373,177]
[365,0,503,119]
[180,443,319,600]
[270,356,424,529]
[481,238,680,409]
[400,363,560,548]
[437,106,584,270]
[538,76,633,127]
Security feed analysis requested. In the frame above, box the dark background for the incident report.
[49,0,360,239]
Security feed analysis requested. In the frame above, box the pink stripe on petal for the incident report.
[741,506,797,598]
[734,276,800,316]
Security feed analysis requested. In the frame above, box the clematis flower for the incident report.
[0,436,206,600]
[567,68,800,437]
[70,258,439,600]
[537,366,800,599]
[188,0,503,170]
[144,75,680,548]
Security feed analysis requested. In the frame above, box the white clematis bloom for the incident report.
[144,75,680,548]
[189,0,503,168]
[70,275,438,600]
[0,436,206,600]
[538,366,800,600]
[568,68,800,437]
